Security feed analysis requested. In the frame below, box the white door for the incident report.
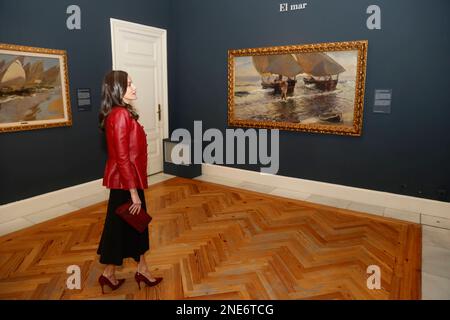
[110,18,169,175]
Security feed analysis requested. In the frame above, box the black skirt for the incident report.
[97,189,150,266]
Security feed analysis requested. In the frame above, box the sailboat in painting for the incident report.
[0,57,26,91]
[0,43,72,133]
[0,57,60,94]
[252,55,301,94]
[252,52,346,93]
[0,54,64,125]
[296,52,345,91]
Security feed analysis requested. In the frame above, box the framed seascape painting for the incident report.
[228,40,368,136]
[0,43,72,133]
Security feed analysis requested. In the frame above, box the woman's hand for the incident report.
[129,189,142,215]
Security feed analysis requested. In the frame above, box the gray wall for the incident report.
[0,0,173,204]
[168,0,450,202]
[0,0,449,205]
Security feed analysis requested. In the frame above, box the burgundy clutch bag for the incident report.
[115,201,152,233]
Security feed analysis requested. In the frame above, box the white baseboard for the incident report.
[0,166,448,233]
[201,163,450,220]
[0,179,105,224]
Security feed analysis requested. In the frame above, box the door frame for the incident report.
[110,17,170,142]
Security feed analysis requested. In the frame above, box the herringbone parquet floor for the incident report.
[0,177,421,300]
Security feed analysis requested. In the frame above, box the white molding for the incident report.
[1,165,448,234]
[110,18,169,176]
[110,18,166,36]
[110,18,169,140]
[110,18,117,68]
[201,163,450,220]
[0,179,105,224]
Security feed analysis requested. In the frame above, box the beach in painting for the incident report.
[0,54,65,124]
[233,51,359,126]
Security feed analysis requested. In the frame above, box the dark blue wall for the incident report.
[0,0,173,204]
[1,0,449,205]
[169,0,450,202]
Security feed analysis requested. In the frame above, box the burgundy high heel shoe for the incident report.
[135,272,163,289]
[98,275,126,294]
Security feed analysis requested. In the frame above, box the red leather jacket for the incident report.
[102,106,148,190]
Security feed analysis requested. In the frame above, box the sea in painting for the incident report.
[0,54,65,124]
[233,51,359,126]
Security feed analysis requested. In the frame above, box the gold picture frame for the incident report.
[228,40,368,136]
[0,43,72,133]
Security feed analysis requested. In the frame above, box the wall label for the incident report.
[373,89,392,114]
[279,2,308,13]
[77,88,92,112]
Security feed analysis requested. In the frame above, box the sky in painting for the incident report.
[0,54,59,71]
[235,50,359,81]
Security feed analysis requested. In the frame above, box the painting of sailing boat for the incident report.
[228,41,368,136]
[0,43,71,133]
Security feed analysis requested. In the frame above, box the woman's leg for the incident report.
[133,189,155,281]
[97,189,130,284]
[137,255,157,282]
[102,265,119,285]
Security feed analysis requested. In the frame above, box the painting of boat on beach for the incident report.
[0,44,71,133]
[228,41,368,136]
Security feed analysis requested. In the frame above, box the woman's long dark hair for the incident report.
[98,70,139,130]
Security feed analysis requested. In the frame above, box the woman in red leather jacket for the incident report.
[97,70,162,293]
